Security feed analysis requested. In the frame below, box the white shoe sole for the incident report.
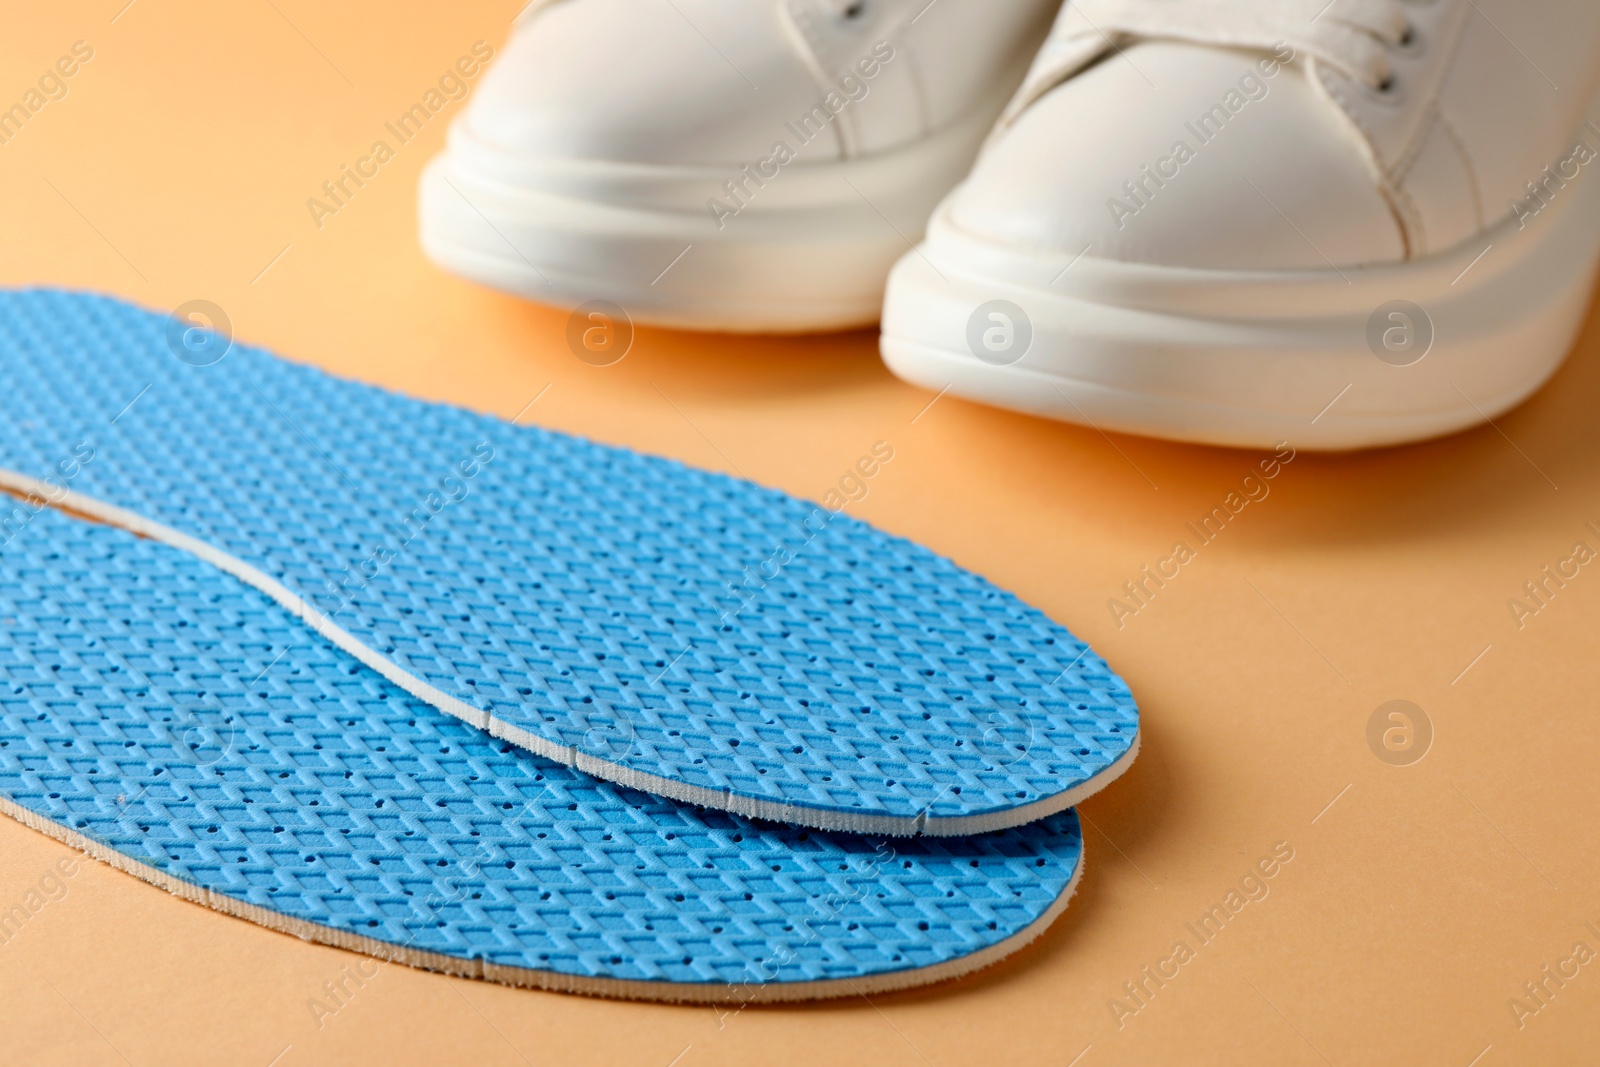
[881,139,1600,450]
[419,85,1013,334]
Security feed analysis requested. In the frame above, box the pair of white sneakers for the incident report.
[420,0,1600,450]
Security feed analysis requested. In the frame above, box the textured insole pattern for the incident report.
[0,289,1137,833]
[0,506,1083,998]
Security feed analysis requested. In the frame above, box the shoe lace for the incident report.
[1063,0,1417,90]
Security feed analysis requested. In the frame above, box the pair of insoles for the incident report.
[0,290,1137,998]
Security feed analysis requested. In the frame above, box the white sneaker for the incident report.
[881,0,1600,449]
[420,0,1059,333]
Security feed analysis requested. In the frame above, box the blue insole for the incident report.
[0,289,1137,834]
[0,505,1084,999]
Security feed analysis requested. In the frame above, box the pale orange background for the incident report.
[1,3,1597,1065]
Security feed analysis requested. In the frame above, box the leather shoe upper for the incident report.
[458,0,1059,167]
[949,0,1600,270]
[950,40,1406,270]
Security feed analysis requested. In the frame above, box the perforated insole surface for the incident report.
[0,289,1138,835]
[0,506,1084,1001]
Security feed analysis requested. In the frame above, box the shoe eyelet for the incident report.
[1360,71,1405,105]
[841,0,865,17]
[1394,23,1423,53]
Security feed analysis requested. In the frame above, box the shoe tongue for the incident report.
[1002,0,1401,129]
